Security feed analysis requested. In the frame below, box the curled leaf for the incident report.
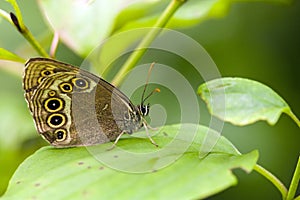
[198,77,298,126]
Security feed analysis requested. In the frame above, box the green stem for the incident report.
[294,195,300,200]
[286,156,300,200]
[6,0,26,30]
[254,164,288,199]
[7,0,49,57]
[111,0,186,86]
[286,110,300,128]
[19,25,49,57]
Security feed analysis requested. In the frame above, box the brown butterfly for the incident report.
[23,58,158,147]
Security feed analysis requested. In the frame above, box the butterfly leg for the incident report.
[143,121,158,147]
[146,124,158,131]
[107,130,126,150]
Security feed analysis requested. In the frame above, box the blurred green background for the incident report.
[0,0,299,199]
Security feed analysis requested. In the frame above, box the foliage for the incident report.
[0,0,299,199]
[2,124,258,200]
[198,77,299,126]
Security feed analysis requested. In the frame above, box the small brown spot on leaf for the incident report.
[82,190,87,194]
[99,166,104,170]
[34,183,41,187]
[78,161,84,165]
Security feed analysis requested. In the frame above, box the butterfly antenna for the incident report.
[142,88,160,105]
[141,62,155,105]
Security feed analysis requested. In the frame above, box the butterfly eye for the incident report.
[47,113,66,128]
[72,78,89,89]
[139,104,150,116]
[54,129,67,142]
[59,83,73,93]
[44,98,64,112]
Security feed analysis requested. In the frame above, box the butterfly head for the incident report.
[138,103,150,116]
[138,62,160,118]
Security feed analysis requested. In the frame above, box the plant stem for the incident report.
[286,110,300,128]
[111,0,186,86]
[294,195,300,200]
[6,0,25,30]
[19,25,49,57]
[286,156,300,200]
[7,0,49,57]
[50,32,60,58]
[254,164,288,199]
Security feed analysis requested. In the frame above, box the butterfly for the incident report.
[23,58,158,147]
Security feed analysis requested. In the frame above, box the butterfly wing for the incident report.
[23,58,131,105]
[23,58,142,147]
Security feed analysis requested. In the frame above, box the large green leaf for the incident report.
[198,77,298,126]
[38,0,147,56]
[0,70,39,149]
[113,0,291,32]
[2,124,258,200]
[38,0,292,57]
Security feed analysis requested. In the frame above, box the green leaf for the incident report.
[38,0,143,56]
[198,77,296,126]
[38,0,292,57]
[2,124,258,200]
[112,0,293,32]
[0,48,25,63]
[0,70,38,149]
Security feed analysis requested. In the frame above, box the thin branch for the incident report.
[286,156,300,200]
[254,164,288,199]
[112,0,187,86]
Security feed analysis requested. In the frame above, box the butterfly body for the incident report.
[23,58,145,147]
